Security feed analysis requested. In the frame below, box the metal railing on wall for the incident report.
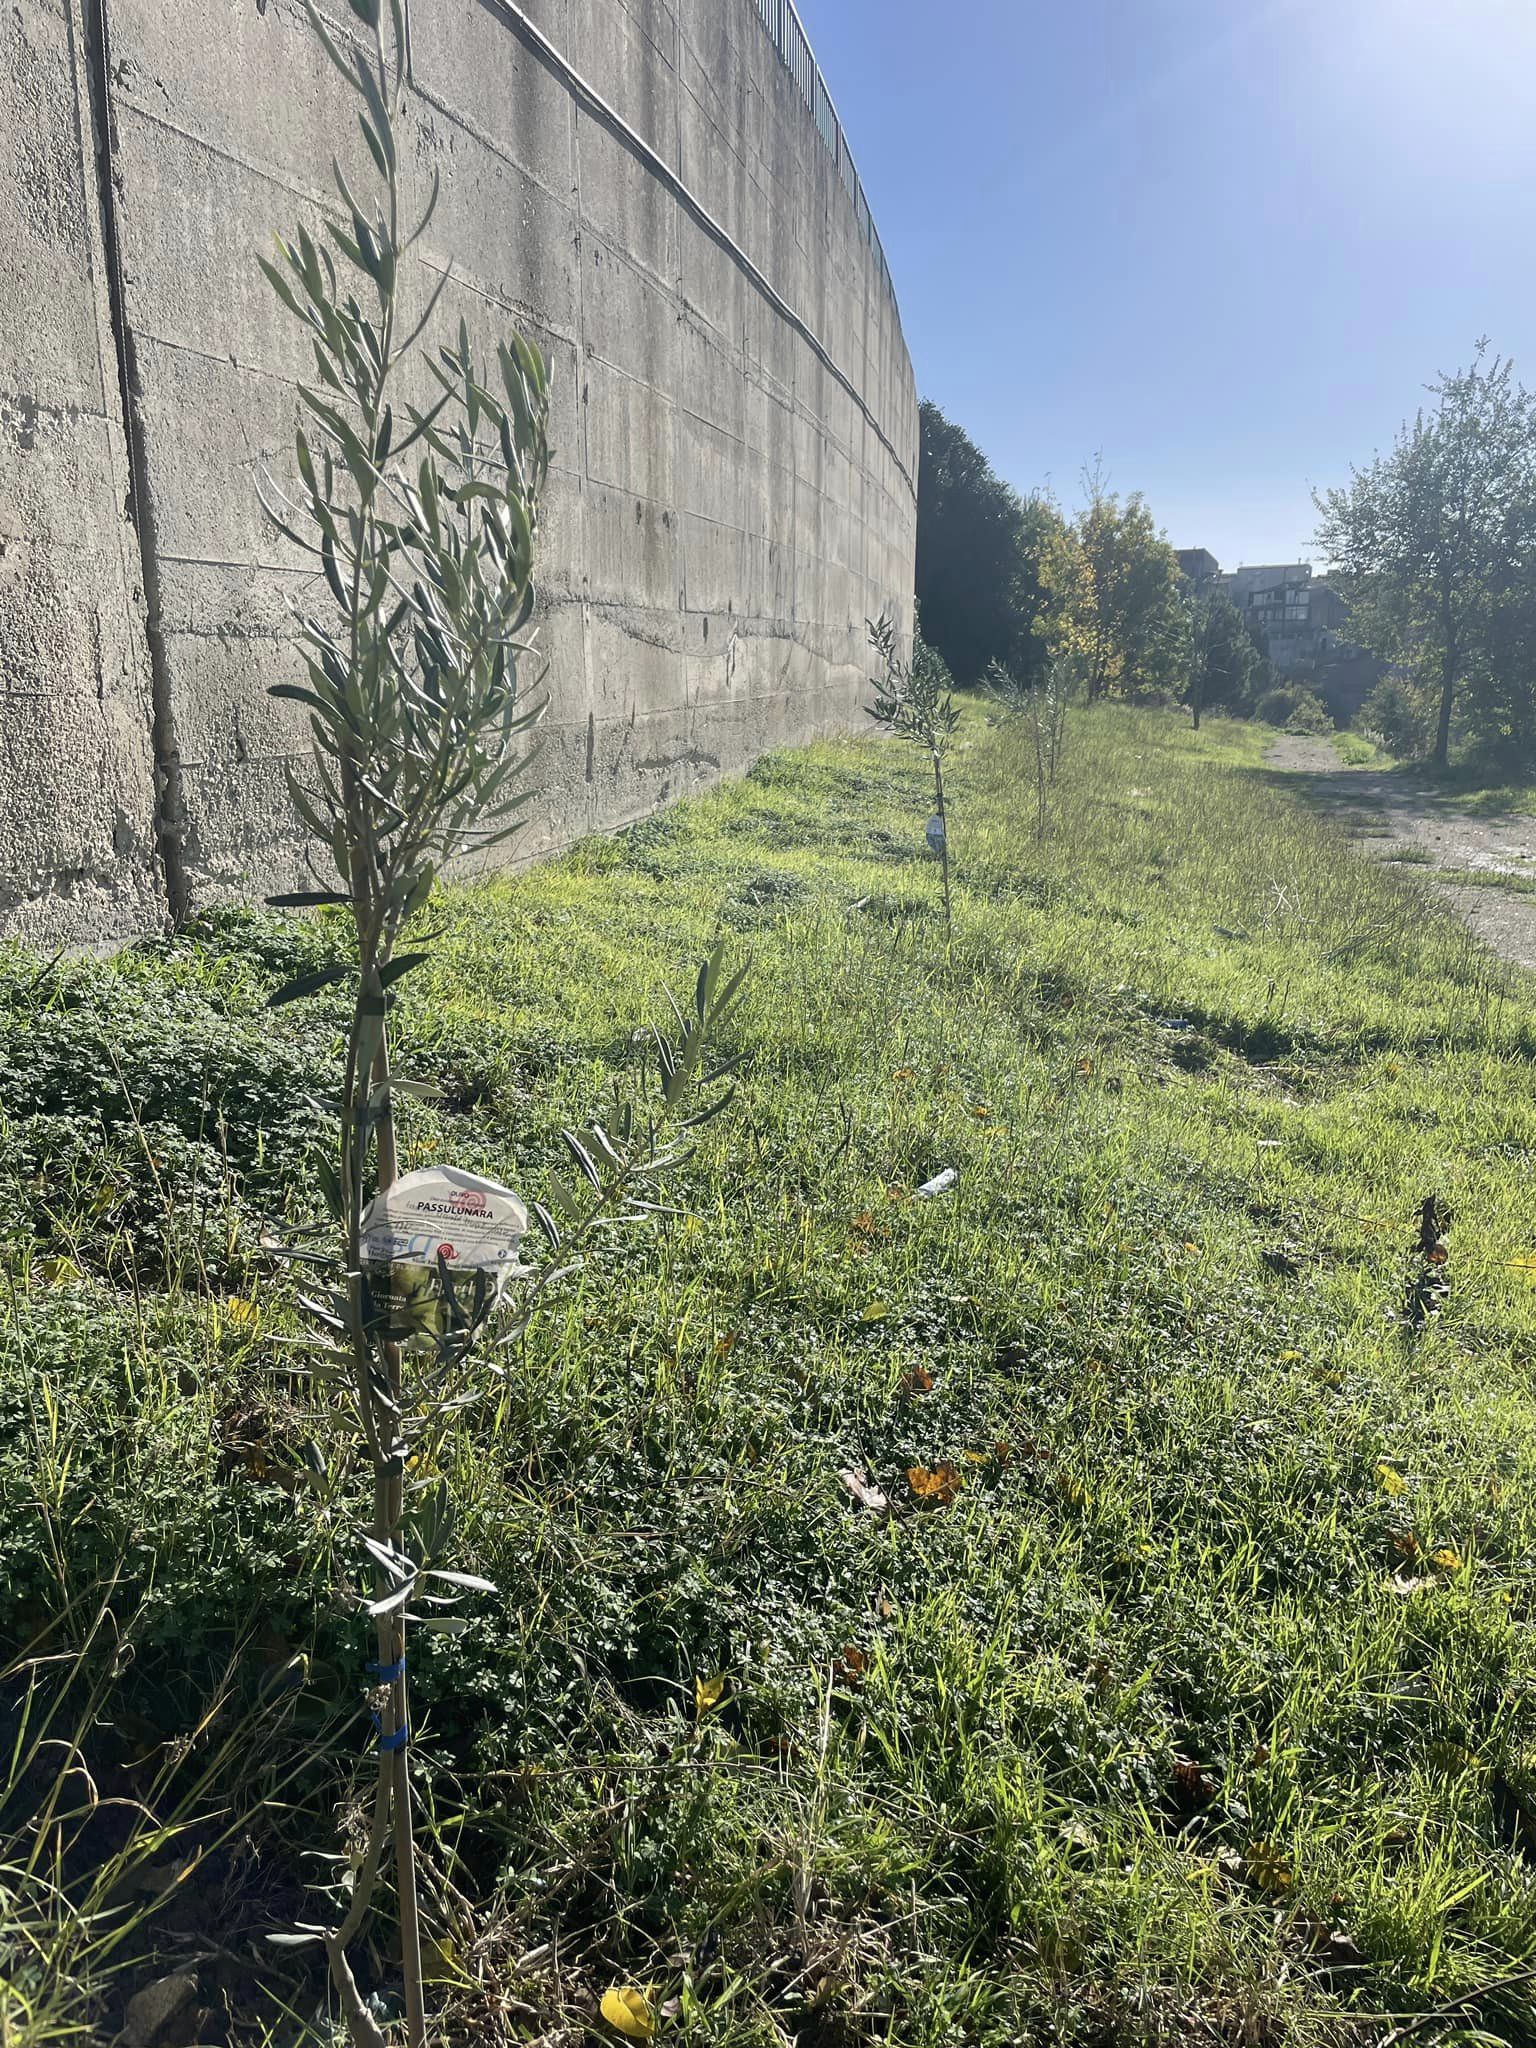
[750,0,895,302]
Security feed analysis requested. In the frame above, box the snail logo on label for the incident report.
[448,1189,488,1214]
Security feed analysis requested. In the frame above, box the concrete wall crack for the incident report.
[80,0,190,925]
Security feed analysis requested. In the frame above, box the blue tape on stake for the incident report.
[371,1716,410,1754]
[368,1656,406,1683]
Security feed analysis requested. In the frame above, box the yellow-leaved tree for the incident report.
[1046,462,1190,701]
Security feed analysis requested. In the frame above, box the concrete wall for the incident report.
[0,0,164,942]
[0,0,917,938]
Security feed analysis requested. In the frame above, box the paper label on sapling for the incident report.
[361,1165,528,1339]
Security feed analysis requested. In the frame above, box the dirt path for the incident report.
[1265,733,1536,973]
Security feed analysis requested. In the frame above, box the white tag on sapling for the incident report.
[360,1165,528,1339]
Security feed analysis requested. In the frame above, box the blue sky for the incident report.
[794,0,1536,569]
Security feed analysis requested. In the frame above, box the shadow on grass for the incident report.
[1257,747,1536,827]
[1248,758,1469,823]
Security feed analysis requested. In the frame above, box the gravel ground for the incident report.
[1265,733,1536,973]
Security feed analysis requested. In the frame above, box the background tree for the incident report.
[1315,343,1536,767]
[1463,553,1536,758]
[1051,465,1187,700]
[1184,592,1260,727]
[916,401,1064,686]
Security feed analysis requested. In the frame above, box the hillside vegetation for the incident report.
[5,708,1536,2046]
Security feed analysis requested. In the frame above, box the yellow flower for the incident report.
[694,1673,726,1717]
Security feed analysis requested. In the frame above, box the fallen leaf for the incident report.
[694,1674,727,1716]
[833,1644,868,1685]
[1243,1840,1292,1893]
[1173,1757,1215,1802]
[1393,1531,1421,1558]
[850,1211,876,1236]
[838,1468,889,1514]
[1077,1059,1095,1076]
[1375,1463,1408,1497]
[1430,1545,1464,1573]
[907,1462,963,1506]
[968,1102,993,1120]
[601,1986,656,2041]
[860,1302,889,1323]
[224,1297,261,1329]
[901,1366,935,1395]
[713,1331,739,1358]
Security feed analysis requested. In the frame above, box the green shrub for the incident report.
[1359,674,1435,758]
[0,933,338,1283]
[1256,682,1334,733]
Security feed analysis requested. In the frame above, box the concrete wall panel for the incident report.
[2,0,916,932]
[0,0,162,942]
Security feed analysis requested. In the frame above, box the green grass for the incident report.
[5,705,1536,2046]
[1432,866,1536,897]
[1399,758,1536,821]
[1330,732,1388,768]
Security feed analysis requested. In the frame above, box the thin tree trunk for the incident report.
[333,926,426,2048]
[1433,646,1455,769]
[932,751,952,942]
[368,1031,426,2048]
